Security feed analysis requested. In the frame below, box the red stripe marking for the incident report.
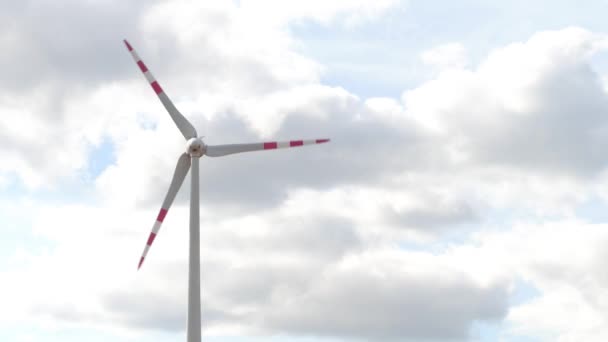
[263,142,277,149]
[151,81,163,94]
[157,208,168,222]
[315,139,330,144]
[290,140,303,147]
[138,257,144,269]
[147,232,157,246]
[137,60,148,73]
[124,40,133,51]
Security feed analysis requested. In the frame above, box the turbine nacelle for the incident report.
[186,137,205,157]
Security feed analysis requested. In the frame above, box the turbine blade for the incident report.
[123,39,197,139]
[205,138,330,157]
[138,153,191,269]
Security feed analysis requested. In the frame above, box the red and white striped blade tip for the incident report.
[137,208,168,270]
[264,138,330,149]
[123,39,133,51]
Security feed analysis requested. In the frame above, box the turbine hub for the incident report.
[186,137,205,157]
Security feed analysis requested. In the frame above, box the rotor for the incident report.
[186,138,205,157]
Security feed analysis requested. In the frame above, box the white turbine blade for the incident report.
[138,153,191,269]
[205,138,330,157]
[124,39,198,139]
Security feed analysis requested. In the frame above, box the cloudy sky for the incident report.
[5,0,608,341]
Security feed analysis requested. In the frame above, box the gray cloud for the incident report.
[104,291,186,332]
[103,290,239,332]
[207,215,362,260]
[264,267,508,341]
[0,0,149,92]
[176,95,440,213]
[95,252,508,341]
[468,63,608,177]
[389,200,477,232]
[202,260,318,309]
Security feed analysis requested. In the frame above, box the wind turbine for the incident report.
[123,39,330,342]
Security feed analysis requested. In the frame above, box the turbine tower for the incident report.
[124,39,330,342]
